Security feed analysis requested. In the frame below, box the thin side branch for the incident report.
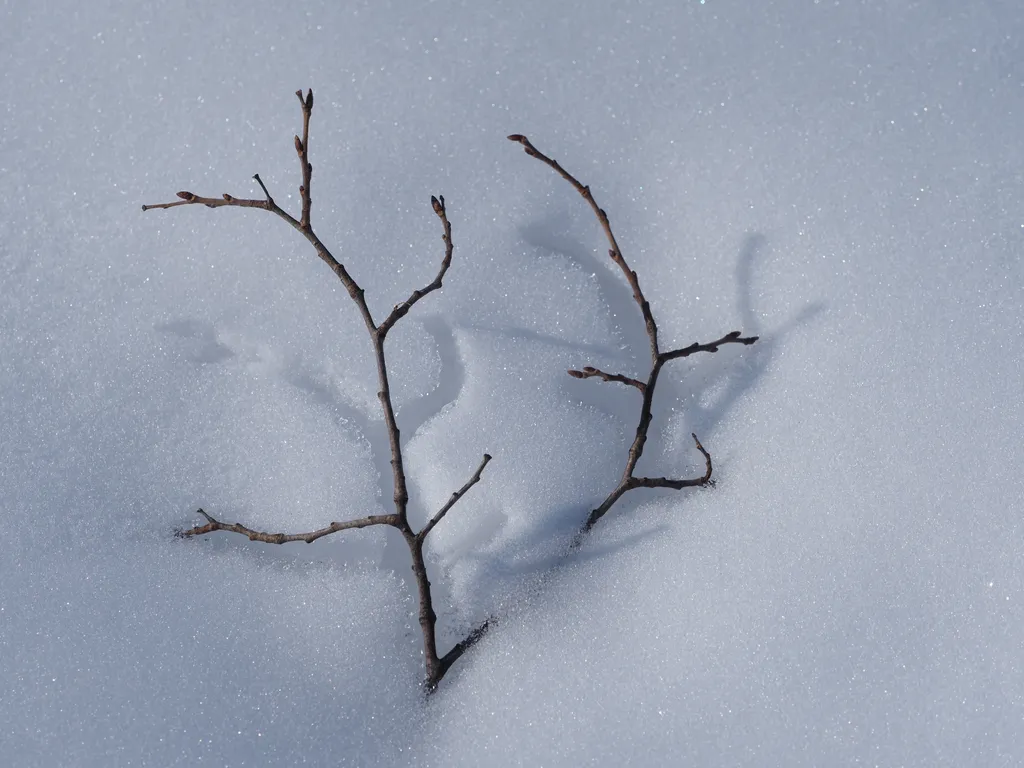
[661,330,759,362]
[294,89,314,230]
[141,190,277,214]
[568,366,646,392]
[179,508,399,544]
[378,195,454,338]
[628,433,713,490]
[581,434,713,533]
[418,454,493,544]
[253,173,274,202]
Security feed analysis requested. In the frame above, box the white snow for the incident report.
[2,1,1023,765]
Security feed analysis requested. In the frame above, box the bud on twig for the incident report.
[176,191,195,201]
[294,135,304,154]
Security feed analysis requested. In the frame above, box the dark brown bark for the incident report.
[508,135,758,539]
[146,90,491,691]
[567,366,647,393]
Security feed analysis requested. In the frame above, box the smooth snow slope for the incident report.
[2,1,1022,765]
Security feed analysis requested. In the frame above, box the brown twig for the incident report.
[629,433,712,491]
[295,89,313,230]
[567,366,646,393]
[434,617,494,687]
[377,195,454,338]
[146,90,492,691]
[660,330,757,362]
[418,454,493,544]
[178,508,399,544]
[509,135,758,537]
[507,134,660,361]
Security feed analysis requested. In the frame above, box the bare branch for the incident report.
[661,330,759,362]
[294,89,314,230]
[580,434,712,534]
[418,454,493,544]
[628,433,713,490]
[178,508,399,544]
[512,136,757,539]
[434,618,495,690]
[568,366,646,392]
[377,195,454,338]
[147,90,494,691]
[508,134,659,361]
[253,173,274,203]
[141,189,277,214]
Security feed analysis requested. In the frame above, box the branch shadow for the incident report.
[657,233,826,457]
[450,223,826,639]
[434,518,672,650]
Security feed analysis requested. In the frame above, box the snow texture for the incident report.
[2,1,1023,765]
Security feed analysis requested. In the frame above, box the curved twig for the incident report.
[508,134,659,361]
[509,135,758,537]
[378,196,454,338]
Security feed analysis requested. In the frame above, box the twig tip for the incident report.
[196,508,216,524]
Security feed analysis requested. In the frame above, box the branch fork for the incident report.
[508,134,758,536]
[146,90,491,691]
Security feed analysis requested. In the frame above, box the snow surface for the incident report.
[2,1,1023,765]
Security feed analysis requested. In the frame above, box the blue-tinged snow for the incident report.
[2,1,1022,765]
